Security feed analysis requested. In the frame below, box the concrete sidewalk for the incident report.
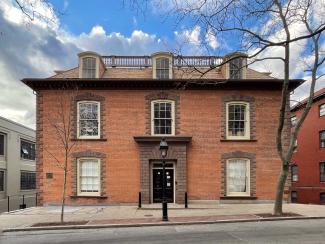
[1,203,325,231]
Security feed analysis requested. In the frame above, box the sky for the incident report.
[0,0,324,129]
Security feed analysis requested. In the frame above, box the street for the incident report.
[1,219,325,244]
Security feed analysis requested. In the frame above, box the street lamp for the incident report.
[159,138,169,221]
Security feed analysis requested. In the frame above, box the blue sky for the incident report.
[50,0,173,39]
[0,0,324,128]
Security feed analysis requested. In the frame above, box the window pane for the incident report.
[82,57,96,78]
[0,134,4,156]
[227,159,248,193]
[320,163,325,182]
[229,58,242,79]
[156,57,169,79]
[20,171,36,190]
[320,104,325,116]
[0,171,4,191]
[320,131,325,148]
[78,102,100,137]
[153,101,173,135]
[228,104,247,137]
[292,165,298,182]
[79,159,99,193]
[21,140,36,160]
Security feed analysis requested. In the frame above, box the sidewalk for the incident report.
[1,203,325,231]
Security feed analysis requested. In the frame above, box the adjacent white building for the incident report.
[0,116,36,212]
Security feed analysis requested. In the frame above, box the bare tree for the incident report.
[44,89,78,223]
[128,0,325,215]
[14,0,65,24]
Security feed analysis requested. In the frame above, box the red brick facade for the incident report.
[24,52,300,206]
[291,88,325,204]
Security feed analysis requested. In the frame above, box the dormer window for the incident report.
[156,57,169,79]
[152,52,172,79]
[229,58,243,79]
[82,57,96,78]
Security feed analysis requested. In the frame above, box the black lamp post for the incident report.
[159,138,169,221]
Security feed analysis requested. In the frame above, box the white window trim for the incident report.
[77,158,101,197]
[152,54,173,79]
[226,101,250,140]
[320,104,325,117]
[151,100,175,136]
[226,158,250,196]
[77,101,101,139]
[79,56,99,78]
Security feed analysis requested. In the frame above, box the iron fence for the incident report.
[0,193,37,213]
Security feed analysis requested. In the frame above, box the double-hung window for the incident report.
[156,57,169,79]
[82,57,96,78]
[21,140,36,160]
[320,104,325,117]
[291,165,298,182]
[151,100,175,135]
[291,116,297,127]
[320,131,325,148]
[226,102,250,139]
[77,158,100,196]
[0,171,4,192]
[77,101,100,139]
[229,58,242,79]
[226,159,250,196]
[20,171,36,190]
[320,163,325,182]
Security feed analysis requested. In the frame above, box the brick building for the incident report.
[22,51,301,206]
[291,87,325,204]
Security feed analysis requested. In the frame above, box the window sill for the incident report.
[220,196,257,200]
[71,138,107,142]
[220,139,257,142]
[70,195,108,199]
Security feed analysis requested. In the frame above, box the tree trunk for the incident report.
[60,165,67,223]
[273,162,289,215]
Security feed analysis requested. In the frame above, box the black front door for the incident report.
[152,168,174,203]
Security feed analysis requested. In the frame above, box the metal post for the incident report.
[7,196,9,212]
[162,159,168,221]
[138,192,141,208]
[185,192,188,209]
[35,192,38,207]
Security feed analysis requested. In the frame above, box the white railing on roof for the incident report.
[101,55,224,68]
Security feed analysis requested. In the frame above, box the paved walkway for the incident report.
[1,203,325,230]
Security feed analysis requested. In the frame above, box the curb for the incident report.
[2,216,325,233]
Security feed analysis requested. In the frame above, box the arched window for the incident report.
[156,57,169,79]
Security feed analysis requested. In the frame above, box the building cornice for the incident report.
[21,78,304,91]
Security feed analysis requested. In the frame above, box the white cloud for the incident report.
[0,0,164,128]
[205,28,219,49]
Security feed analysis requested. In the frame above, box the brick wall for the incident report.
[38,89,288,205]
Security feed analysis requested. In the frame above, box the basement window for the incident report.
[291,191,297,203]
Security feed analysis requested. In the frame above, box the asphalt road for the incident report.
[1,219,325,244]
